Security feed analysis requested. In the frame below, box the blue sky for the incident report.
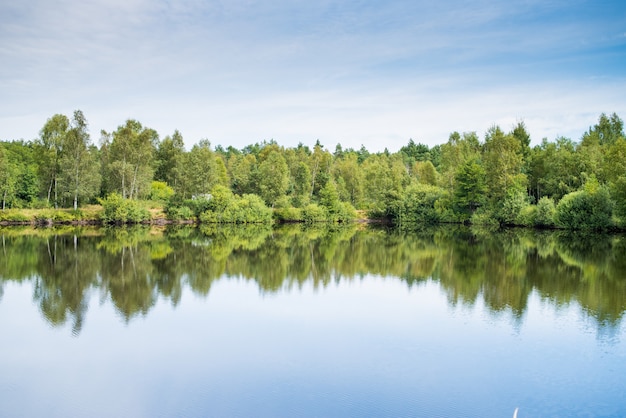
[1,0,625,152]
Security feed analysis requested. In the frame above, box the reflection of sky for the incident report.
[1,1,625,151]
[1,278,626,417]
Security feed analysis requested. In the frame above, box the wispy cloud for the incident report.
[1,0,625,150]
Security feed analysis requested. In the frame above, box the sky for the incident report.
[1,0,625,152]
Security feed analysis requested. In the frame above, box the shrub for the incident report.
[336,202,357,222]
[470,210,499,227]
[99,193,150,224]
[149,181,174,202]
[199,188,272,224]
[495,187,528,225]
[302,203,328,222]
[516,205,536,227]
[274,206,304,222]
[166,205,194,221]
[399,183,446,225]
[534,197,556,228]
[555,180,613,230]
[0,211,30,223]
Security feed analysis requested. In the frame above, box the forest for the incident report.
[0,110,625,229]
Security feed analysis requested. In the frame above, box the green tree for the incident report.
[453,159,487,220]
[258,151,289,207]
[483,126,527,222]
[582,112,624,146]
[38,114,70,207]
[555,176,614,230]
[228,153,258,195]
[399,183,447,225]
[109,119,157,199]
[413,160,439,186]
[155,130,185,190]
[58,110,101,209]
[308,143,333,198]
[332,153,363,207]
[439,131,481,191]
[292,161,312,207]
[181,140,224,198]
[528,137,582,201]
[0,145,18,209]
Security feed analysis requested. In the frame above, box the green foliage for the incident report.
[413,160,439,186]
[534,197,556,227]
[398,183,447,225]
[555,178,614,230]
[453,159,487,220]
[107,119,157,200]
[5,110,626,231]
[516,205,537,227]
[495,186,528,225]
[470,210,500,227]
[99,193,150,224]
[0,211,30,222]
[274,206,304,222]
[34,210,82,223]
[198,186,272,224]
[302,203,328,223]
[258,151,289,206]
[611,176,626,222]
[165,203,194,221]
[149,181,175,202]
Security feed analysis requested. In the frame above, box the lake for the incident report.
[1,224,625,417]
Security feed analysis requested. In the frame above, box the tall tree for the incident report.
[38,114,70,207]
[453,159,487,219]
[228,153,258,196]
[0,144,17,209]
[483,126,527,222]
[332,153,363,207]
[292,161,312,207]
[155,130,185,190]
[57,111,101,209]
[108,119,158,199]
[181,139,228,198]
[258,150,289,207]
[439,131,481,190]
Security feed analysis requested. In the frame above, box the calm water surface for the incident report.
[0,224,625,417]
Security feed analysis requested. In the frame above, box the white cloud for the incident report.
[1,0,625,152]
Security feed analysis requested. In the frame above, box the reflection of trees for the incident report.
[0,225,625,334]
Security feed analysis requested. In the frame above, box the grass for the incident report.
[0,203,166,224]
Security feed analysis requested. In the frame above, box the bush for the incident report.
[470,210,500,227]
[516,205,536,227]
[336,202,357,222]
[555,181,613,230]
[99,193,150,224]
[166,205,194,221]
[274,206,304,222]
[495,187,528,225]
[534,197,556,228]
[149,181,174,202]
[0,211,30,223]
[199,188,272,224]
[302,203,328,222]
[399,183,446,225]
[220,194,272,223]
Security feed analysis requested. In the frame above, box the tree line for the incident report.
[1,110,624,229]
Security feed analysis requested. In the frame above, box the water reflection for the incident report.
[0,224,625,335]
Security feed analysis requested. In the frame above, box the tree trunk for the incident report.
[54,177,58,209]
[121,158,127,199]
